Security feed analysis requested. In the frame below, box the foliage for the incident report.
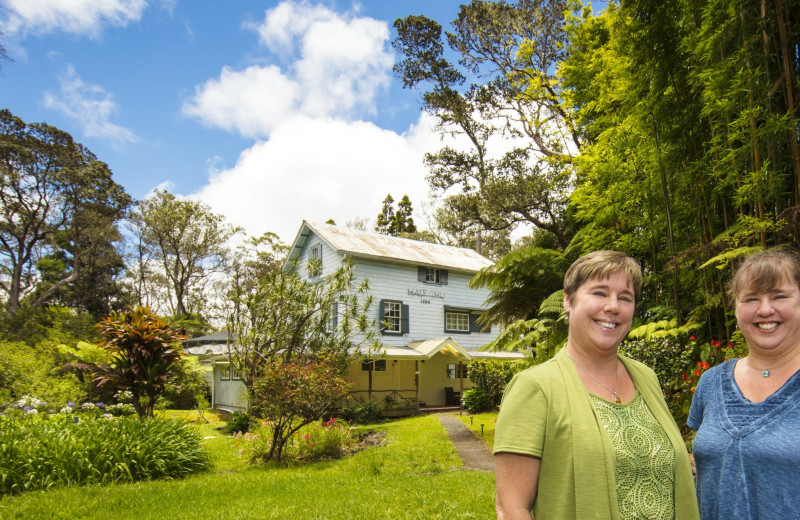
[0,340,85,406]
[227,258,375,398]
[0,109,131,320]
[249,360,351,461]
[226,410,250,434]
[483,289,568,364]
[392,1,577,247]
[161,354,209,410]
[461,387,491,413]
[466,359,521,406]
[93,306,187,418]
[375,194,417,235]
[235,417,356,464]
[0,413,208,495]
[125,189,240,319]
[340,399,384,424]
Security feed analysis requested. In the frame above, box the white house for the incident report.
[186,221,522,412]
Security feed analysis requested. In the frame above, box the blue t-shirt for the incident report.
[688,359,800,520]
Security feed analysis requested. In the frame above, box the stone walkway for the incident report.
[438,414,495,472]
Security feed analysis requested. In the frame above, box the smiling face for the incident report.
[563,271,636,357]
[735,275,800,356]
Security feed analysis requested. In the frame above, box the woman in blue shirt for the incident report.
[689,249,800,519]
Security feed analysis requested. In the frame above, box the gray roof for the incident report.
[285,221,493,273]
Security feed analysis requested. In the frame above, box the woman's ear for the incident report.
[563,292,572,314]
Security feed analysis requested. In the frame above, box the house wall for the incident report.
[212,365,248,410]
[353,258,498,349]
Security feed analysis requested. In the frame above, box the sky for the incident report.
[0,0,472,244]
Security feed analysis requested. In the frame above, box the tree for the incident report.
[127,190,240,319]
[375,194,418,235]
[393,1,576,248]
[0,109,131,319]
[250,359,350,461]
[226,259,375,406]
[93,306,187,418]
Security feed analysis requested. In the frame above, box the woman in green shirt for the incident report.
[494,250,698,520]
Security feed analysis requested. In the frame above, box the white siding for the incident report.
[354,259,499,349]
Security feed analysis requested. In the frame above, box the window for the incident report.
[383,301,401,332]
[446,363,467,380]
[230,365,241,380]
[361,360,387,372]
[220,365,231,380]
[326,302,338,332]
[308,243,322,277]
[418,266,448,285]
[443,308,491,334]
[445,311,470,332]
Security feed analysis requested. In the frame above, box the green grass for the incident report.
[0,414,497,519]
[456,412,499,450]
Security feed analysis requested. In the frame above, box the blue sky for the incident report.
[1,0,472,243]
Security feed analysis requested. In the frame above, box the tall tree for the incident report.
[0,110,130,319]
[393,0,576,248]
[375,194,396,234]
[128,190,240,319]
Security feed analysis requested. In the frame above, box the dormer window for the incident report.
[418,266,448,285]
[308,243,322,277]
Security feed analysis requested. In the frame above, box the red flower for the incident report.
[689,335,697,341]
[703,362,710,370]
[695,369,702,377]
[697,361,703,367]
[691,386,696,393]
[682,373,688,381]
[727,342,733,348]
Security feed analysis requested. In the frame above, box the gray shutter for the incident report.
[418,266,427,282]
[469,312,487,333]
[378,300,386,334]
[440,269,448,285]
[401,304,410,334]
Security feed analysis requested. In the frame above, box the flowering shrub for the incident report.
[235,417,356,464]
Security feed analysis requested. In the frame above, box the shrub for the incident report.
[162,355,210,409]
[341,400,383,424]
[235,417,355,464]
[461,388,491,413]
[250,360,350,461]
[0,414,209,495]
[467,360,521,406]
[0,340,85,406]
[226,411,250,434]
[94,306,187,418]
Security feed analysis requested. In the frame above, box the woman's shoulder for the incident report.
[510,356,563,385]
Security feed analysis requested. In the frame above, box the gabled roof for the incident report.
[349,337,525,361]
[284,220,493,273]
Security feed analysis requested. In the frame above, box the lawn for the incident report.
[456,412,499,450]
[0,413,497,519]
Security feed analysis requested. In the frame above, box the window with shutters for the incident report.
[445,311,470,332]
[382,300,402,333]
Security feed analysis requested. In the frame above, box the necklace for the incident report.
[566,349,621,403]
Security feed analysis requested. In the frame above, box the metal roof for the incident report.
[285,221,493,273]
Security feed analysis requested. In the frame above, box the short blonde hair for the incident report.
[729,249,800,301]
[564,250,642,300]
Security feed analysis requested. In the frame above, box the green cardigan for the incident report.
[494,348,699,520]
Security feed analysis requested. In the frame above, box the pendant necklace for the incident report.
[567,350,621,403]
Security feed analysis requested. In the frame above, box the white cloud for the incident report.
[182,65,299,139]
[190,113,445,243]
[1,0,147,37]
[183,1,392,139]
[42,65,139,143]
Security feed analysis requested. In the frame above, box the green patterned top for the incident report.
[589,392,675,520]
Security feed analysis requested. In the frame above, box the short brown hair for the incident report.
[564,250,642,300]
[728,249,800,301]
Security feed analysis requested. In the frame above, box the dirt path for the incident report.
[438,414,495,472]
